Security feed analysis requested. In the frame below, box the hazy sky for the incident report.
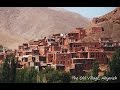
[59,7,116,18]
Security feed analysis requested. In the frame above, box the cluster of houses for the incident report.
[0,27,120,76]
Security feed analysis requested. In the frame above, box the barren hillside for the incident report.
[0,7,90,49]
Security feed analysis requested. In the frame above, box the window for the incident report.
[83,60,86,64]
[75,45,77,47]
[104,43,106,45]
[65,50,67,52]
[32,57,35,62]
[72,54,74,58]
[40,57,46,62]
[68,61,69,65]
[102,54,104,58]
[22,58,24,61]
[103,54,106,58]
[59,61,62,64]
[60,42,62,45]
[102,28,104,31]
[74,45,76,47]
[91,53,94,58]
[106,58,109,63]
[96,53,99,58]
[82,48,85,51]
[90,61,92,64]
[24,58,28,62]
[64,55,66,59]
[26,52,29,55]
[34,50,39,55]
[73,60,76,63]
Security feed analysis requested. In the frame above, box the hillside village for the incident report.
[0,26,120,76]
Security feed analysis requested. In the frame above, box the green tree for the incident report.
[10,54,17,82]
[61,72,71,83]
[15,68,28,83]
[2,55,10,83]
[92,62,99,77]
[39,67,72,83]
[15,67,38,83]
[38,67,67,83]
[0,64,3,82]
[44,68,62,83]
[2,54,17,83]
[0,45,3,52]
[28,67,37,83]
[109,48,120,83]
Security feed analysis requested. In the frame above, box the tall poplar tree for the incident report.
[92,62,99,77]
[2,54,17,83]
[109,48,120,82]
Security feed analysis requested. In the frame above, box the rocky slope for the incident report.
[93,7,120,40]
[84,7,120,42]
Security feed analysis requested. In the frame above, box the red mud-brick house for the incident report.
[78,51,107,64]
[17,43,31,56]
[99,38,120,51]
[70,63,84,76]
[23,43,29,50]
[68,41,101,52]
[68,42,85,52]
[16,55,33,68]
[99,37,120,61]
[16,54,41,69]
[52,33,67,47]
[39,46,49,56]
[39,55,47,66]
[29,40,48,69]
[67,28,86,42]
[29,37,47,46]
[59,38,108,72]
[69,47,105,69]
[32,49,40,56]
[46,52,72,71]
[17,49,32,57]
[91,27,104,34]
[48,42,61,52]
[47,38,56,46]
[17,45,25,56]
[71,58,95,70]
